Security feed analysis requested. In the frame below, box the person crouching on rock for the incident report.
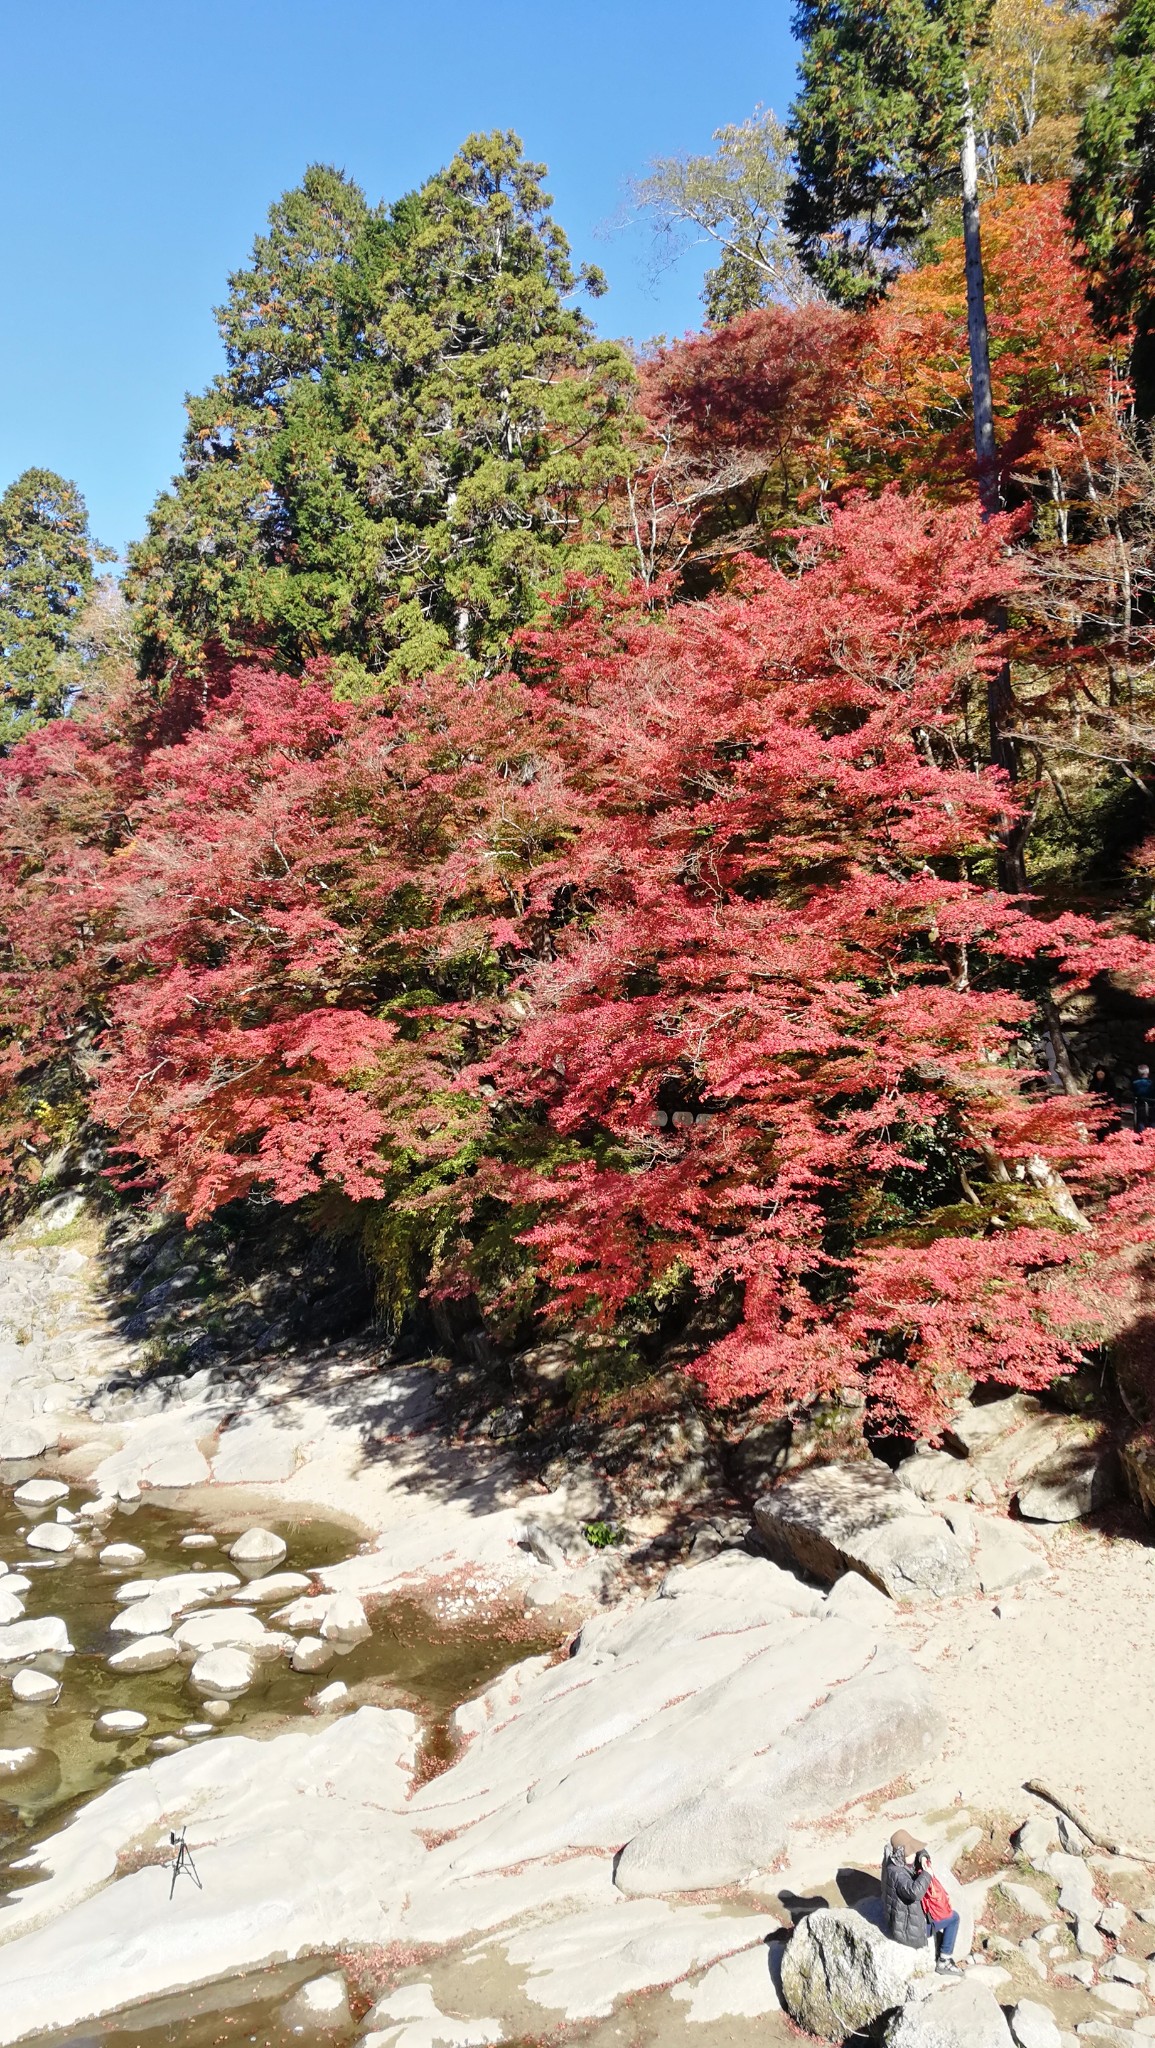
[914,1847,962,1973]
[882,1832,962,1975]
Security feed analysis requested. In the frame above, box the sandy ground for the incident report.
[887,1511,1155,1850]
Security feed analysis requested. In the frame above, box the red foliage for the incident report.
[498,492,1155,1430]
[633,185,1126,567]
[3,492,1154,1433]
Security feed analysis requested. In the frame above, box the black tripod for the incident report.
[168,1828,202,1900]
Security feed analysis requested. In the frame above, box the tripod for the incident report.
[168,1828,202,1900]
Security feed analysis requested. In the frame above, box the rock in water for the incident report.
[98,1543,146,1568]
[1010,2002,1062,2048]
[0,1616,71,1660]
[13,1480,68,1509]
[887,1980,1015,2048]
[0,1742,59,1790]
[94,1710,148,1736]
[755,1462,975,1603]
[291,1635,335,1673]
[11,1668,61,1704]
[228,1527,287,1573]
[281,1973,352,2031]
[188,1647,256,1698]
[107,1635,180,1674]
[0,1591,25,1626]
[780,1908,934,2038]
[319,1593,370,1643]
[25,1523,77,1555]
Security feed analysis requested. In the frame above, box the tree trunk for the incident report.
[961,78,1026,891]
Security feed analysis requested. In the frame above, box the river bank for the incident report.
[2,1199,1155,2048]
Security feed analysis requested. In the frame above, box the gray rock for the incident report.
[11,1668,61,1704]
[320,1594,370,1644]
[887,1980,1015,2048]
[614,1644,943,1895]
[1056,1811,1093,1855]
[94,1710,148,1736]
[1097,1903,1129,1938]
[98,1543,146,1568]
[755,1462,975,1603]
[1012,1818,1057,1868]
[0,1590,24,1625]
[1093,1984,1146,2015]
[0,1420,52,1459]
[280,1973,352,2031]
[0,1615,72,1660]
[228,1527,287,1572]
[290,1635,334,1674]
[946,1395,1044,1458]
[25,1522,76,1555]
[107,1634,180,1674]
[1017,1445,1116,1523]
[13,1479,68,1509]
[898,1451,971,1504]
[780,1908,934,2038]
[1101,1958,1146,1986]
[306,1680,349,1713]
[518,1517,589,1569]
[188,1647,256,1698]
[1011,2004,1062,2048]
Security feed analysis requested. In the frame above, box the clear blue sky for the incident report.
[0,0,799,561]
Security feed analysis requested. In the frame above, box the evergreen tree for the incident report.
[1069,0,1155,419]
[129,135,636,683]
[128,164,371,678]
[0,469,106,746]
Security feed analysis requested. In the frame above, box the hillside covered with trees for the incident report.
[7,0,1155,1447]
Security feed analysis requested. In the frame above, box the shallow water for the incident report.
[0,1477,559,1894]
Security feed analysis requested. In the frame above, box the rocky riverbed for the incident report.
[2,1198,1155,2048]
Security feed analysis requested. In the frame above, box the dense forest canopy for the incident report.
[8,5,1155,1442]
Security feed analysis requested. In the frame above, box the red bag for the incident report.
[922,1874,953,1923]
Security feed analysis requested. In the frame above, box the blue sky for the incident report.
[1,1,799,561]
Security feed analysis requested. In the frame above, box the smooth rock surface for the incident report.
[1012,2002,1063,2048]
[98,1543,147,1568]
[492,1899,760,2020]
[173,1610,288,1659]
[614,1642,943,1894]
[1017,1445,1116,1523]
[0,1615,71,1660]
[11,1669,61,1704]
[107,1635,180,1674]
[291,1634,335,1673]
[755,1462,975,1603]
[670,1940,782,2021]
[362,1983,504,2048]
[94,1710,148,1736]
[13,1479,68,1509]
[320,1592,370,1643]
[887,1978,1015,2048]
[188,1647,256,1698]
[228,1526,287,1571]
[280,1972,353,2031]
[780,1907,934,2038]
[0,1590,25,1625]
[25,1522,77,1554]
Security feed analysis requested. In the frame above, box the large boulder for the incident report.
[755,1463,976,1603]
[886,1978,1014,2048]
[780,1908,934,2039]
[1017,1443,1117,1522]
[613,1644,943,1895]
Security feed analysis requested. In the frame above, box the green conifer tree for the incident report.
[1069,0,1155,419]
[128,163,371,678]
[0,469,106,746]
[129,135,636,683]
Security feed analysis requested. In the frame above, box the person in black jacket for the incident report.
[881,1831,930,1950]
